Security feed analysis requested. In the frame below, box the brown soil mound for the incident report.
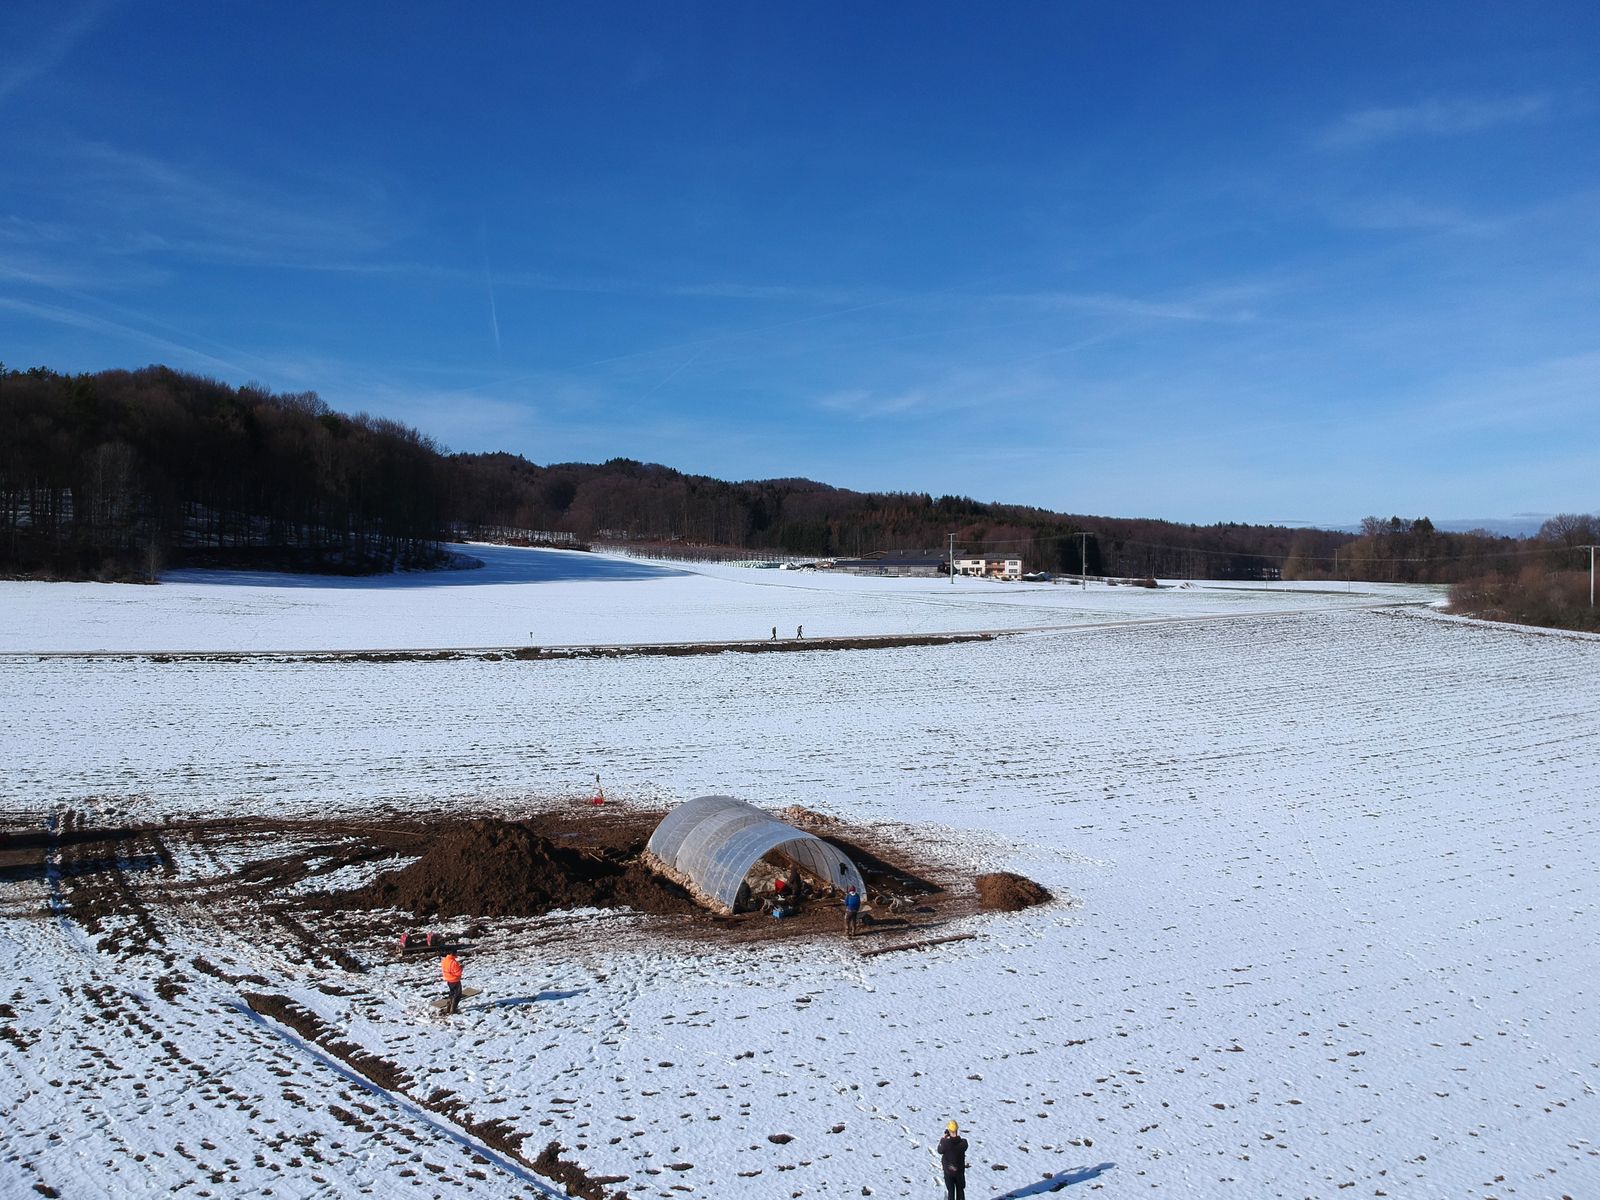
[975,871,1052,912]
[347,819,696,920]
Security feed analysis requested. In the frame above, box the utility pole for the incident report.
[1076,531,1089,590]
[1585,545,1598,608]
[949,531,955,584]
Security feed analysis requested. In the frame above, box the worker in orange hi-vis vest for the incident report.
[440,952,464,1014]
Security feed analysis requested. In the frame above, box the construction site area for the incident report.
[2,798,1051,961]
[1,796,1056,1198]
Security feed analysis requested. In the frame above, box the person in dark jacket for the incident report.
[938,1120,968,1200]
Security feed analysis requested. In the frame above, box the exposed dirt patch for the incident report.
[514,632,996,660]
[463,1117,527,1159]
[53,630,1001,665]
[8,804,1028,962]
[191,956,269,986]
[343,818,699,920]
[776,804,839,827]
[975,871,1052,911]
[53,820,172,961]
[242,992,409,1093]
[533,1141,632,1200]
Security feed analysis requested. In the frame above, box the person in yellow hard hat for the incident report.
[938,1119,968,1199]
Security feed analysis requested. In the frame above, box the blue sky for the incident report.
[2,1,1597,528]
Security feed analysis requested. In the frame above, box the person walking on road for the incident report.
[843,885,861,937]
[441,951,464,1015]
[796,624,803,639]
[771,625,777,640]
[938,1120,968,1200]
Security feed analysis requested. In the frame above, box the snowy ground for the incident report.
[1,543,1434,654]
[2,547,1597,1199]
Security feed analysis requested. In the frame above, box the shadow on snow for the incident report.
[162,544,692,590]
[989,1162,1116,1197]
[0,852,163,884]
[487,989,589,1009]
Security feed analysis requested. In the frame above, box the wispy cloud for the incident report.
[664,279,1265,326]
[816,387,927,419]
[1319,93,1552,150]
[341,381,541,452]
[1418,349,1600,433]
[43,139,394,267]
[667,281,880,306]
[0,295,253,375]
[1330,195,1488,235]
[812,358,1074,423]
[0,0,115,107]
[0,215,169,288]
[0,247,155,290]
[993,287,1263,324]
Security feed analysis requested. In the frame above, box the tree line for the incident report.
[4,365,1356,581]
[3,364,1583,594]
[445,453,1365,578]
[1283,515,1521,585]
[1445,513,1600,632]
[2,365,445,579]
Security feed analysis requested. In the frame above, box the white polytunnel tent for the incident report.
[644,795,867,914]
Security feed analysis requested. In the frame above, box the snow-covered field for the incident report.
[3,547,1596,1199]
[1,543,1435,654]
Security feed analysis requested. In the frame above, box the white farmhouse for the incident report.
[955,556,1024,580]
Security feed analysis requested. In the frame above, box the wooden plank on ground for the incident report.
[855,932,976,958]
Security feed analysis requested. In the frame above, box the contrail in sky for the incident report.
[637,348,702,403]
[479,222,501,354]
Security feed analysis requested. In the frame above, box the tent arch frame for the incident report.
[644,795,866,914]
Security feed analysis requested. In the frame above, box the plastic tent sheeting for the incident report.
[646,795,866,912]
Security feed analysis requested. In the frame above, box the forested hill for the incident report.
[449,451,1357,579]
[0,364,1524,583]
[3,365,445,578]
